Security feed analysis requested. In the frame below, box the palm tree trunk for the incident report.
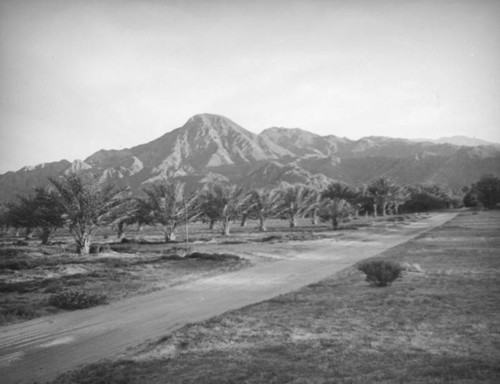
[164,225,177,242]
[240,213,248,227]
[332,216,338,230]
[258,216,267,232]
[311,211,318,225]
[116,222,125,240]
[222,218,231,235]
[76,236,91,255]
[40,227,52,245]
[25,227,33,240]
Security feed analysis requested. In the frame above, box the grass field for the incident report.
[50,210,500,384]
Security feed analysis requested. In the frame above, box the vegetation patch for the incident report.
[49,289,107,310]
[186,252,241,262]
[357,259,403,287]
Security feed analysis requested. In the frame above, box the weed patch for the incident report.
[49,289,107,310]
[186,252,241,262]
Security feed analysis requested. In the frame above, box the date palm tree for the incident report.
[317,182,357,230]
[321,181,357,203]
[367,177,396,217]
[246,188,281,232]
[136,181,189,242]
[317,198,353,230]
[277,184,314,228]
[49,173,125,254]
[5,187,65,244]
[198,183,246,235]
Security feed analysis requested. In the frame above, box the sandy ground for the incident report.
[0,212,456,384]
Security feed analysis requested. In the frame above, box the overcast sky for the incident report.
[1,0,499,173]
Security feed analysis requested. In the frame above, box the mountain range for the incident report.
[1,113,499,202]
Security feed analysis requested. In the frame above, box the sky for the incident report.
[1,0,499,174]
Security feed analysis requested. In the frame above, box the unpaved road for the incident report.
[0,213,456,383]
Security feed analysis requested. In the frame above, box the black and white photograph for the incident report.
[1,0,499,383]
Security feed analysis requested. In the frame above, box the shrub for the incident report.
[186,252,241,262]
[49,289,107,310]
[357,260,403,287]
[89,243,112,254]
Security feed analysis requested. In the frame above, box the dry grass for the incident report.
[51,210,500,383]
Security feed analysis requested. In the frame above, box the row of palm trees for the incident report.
[2,173,411,254]
[116,177,411,240]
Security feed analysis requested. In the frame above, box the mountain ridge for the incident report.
[1,113,499,202]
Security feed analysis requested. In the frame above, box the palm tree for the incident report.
[5,187,65,244]
[5,193,37,240]
[321,181,357,202]
[277,184,314,228]
[316,181,357,230]
[137,181,189,242]
[367,177,397,217]
[308,188,321,225]
[246,188,281,232]
[108,197,138,240]
[198,183,246,235]
[49,173,125,254]
[317,198,353,230]
[390,184,410,214]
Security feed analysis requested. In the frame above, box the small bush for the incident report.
[89,243,112,254]
[0,260,31,270]
[186,252,240,262]
[49,289,107,310]
[357,260,403,287]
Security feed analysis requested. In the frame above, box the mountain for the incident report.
[413,135,500,147]
[1,113,499,202]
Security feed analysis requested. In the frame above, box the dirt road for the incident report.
[0,213,456,383]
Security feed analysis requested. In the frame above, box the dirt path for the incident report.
[0,213,456,383]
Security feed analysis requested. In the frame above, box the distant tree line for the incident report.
[462,174,500,209]
[1,173,498,254]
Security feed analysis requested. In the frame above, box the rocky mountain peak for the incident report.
[183,113,248,136]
